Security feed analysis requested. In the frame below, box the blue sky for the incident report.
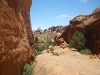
[30,0,100,30]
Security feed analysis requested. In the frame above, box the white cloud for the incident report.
[80,0,87,3]
[55,14,73,19]
[60,14,68,17]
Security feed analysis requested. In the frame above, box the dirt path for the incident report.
[31,46,100,75]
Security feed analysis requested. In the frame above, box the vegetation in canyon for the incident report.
[69,31,92,55]
[22,64,33,75]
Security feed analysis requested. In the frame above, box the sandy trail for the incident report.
[31,47,100,75]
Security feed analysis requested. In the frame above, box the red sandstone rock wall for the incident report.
[62,15,88,43]
[0,0,34,75]
[62,7,100,54]
[77,14,100,54]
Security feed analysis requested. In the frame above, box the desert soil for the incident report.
[31,46,100,75]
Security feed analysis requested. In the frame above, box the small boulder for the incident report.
[60,42,68,49]
[56,38,64,46]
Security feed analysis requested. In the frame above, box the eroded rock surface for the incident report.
[62,15,88,43]
[0,0,34,75]
[62,6,100,54]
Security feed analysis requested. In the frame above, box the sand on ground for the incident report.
[31,46,100,75]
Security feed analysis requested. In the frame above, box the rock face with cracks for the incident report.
[0,0,34,75]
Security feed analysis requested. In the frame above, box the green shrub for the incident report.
[44,41,52,49]
[69,31,85,51]
[34,40,54,56]
[34,41,44,56]
[22,63,33,75]
[50,47,54,52]
[52,52,58,56]
[79,49,92,55]
[34,51,41,56]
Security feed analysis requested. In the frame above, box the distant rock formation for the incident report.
[0,0,34,75]
[54,32,62,45]
[62,6,100,54]
[34,27,43,34]
[45,25,65,32]
[44,29,48,32]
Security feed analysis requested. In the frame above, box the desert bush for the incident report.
[34,40,54,56]
[50,47,54,52]
[79,49,92,55]
[34,31,57,56]
[52,52,58,56]
[22,63,33,75]
[69,31,85,51]
[34,41,44,55]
